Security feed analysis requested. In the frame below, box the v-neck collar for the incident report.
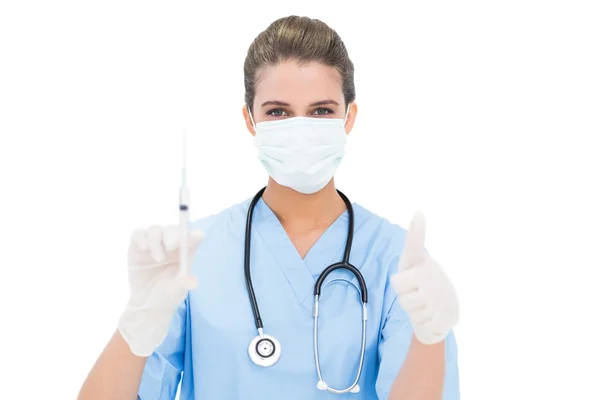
[252,197,350,310]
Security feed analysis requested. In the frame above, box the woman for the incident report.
[78,16,460,400]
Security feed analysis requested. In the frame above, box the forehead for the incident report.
[254,60,343,105]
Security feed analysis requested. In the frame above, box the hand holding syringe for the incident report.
[117,128,204,357]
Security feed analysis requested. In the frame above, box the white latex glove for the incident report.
[118,225,204,357]
[391,212,459,345]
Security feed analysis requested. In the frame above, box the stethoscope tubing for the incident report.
[244,186,368,394]
[244,187,368,331]
[244,187,267,330]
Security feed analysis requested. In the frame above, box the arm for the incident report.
[77,331,147,400]
[375,297,459,400]
[77,225,201,400]
[378,212,460,399]
[388,335,446,399]
[78,299,188,400]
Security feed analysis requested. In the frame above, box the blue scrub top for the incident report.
[138,197,459,399]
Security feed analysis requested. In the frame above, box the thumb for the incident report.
[400,211,427,268]
[188,229,205,249]
[183,274,198,291]
[174,273,198,293]
[163,274,198,305]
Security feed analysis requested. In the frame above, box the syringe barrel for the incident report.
[179,186,190,205]
[179,186,190,276]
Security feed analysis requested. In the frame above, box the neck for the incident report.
[262,178,347,231]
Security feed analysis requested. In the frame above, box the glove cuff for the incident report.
[117,309,169,357]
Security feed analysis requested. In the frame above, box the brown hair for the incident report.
[243,16,355,114]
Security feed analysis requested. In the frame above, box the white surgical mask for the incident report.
[249,108,349,194]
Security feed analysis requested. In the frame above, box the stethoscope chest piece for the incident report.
[248,332,281,367]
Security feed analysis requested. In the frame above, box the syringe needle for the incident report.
[182,128,187,185]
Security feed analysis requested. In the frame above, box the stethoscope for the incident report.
[244,187,368,395]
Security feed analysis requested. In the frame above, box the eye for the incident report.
[313,107,334,116]
[266,108,288,117]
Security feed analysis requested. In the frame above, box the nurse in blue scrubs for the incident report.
[78,15,460,400]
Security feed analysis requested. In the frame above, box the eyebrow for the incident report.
[260,100,340,107]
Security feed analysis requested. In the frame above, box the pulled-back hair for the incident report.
[243,16,356,113]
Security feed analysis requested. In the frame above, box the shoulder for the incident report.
[351,203,408,272]
[352,203,408,254]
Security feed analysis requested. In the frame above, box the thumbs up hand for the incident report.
[390,212,459,345]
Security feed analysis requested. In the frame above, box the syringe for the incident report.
[179,129,190,276]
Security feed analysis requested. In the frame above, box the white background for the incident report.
[1,1,599,399]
